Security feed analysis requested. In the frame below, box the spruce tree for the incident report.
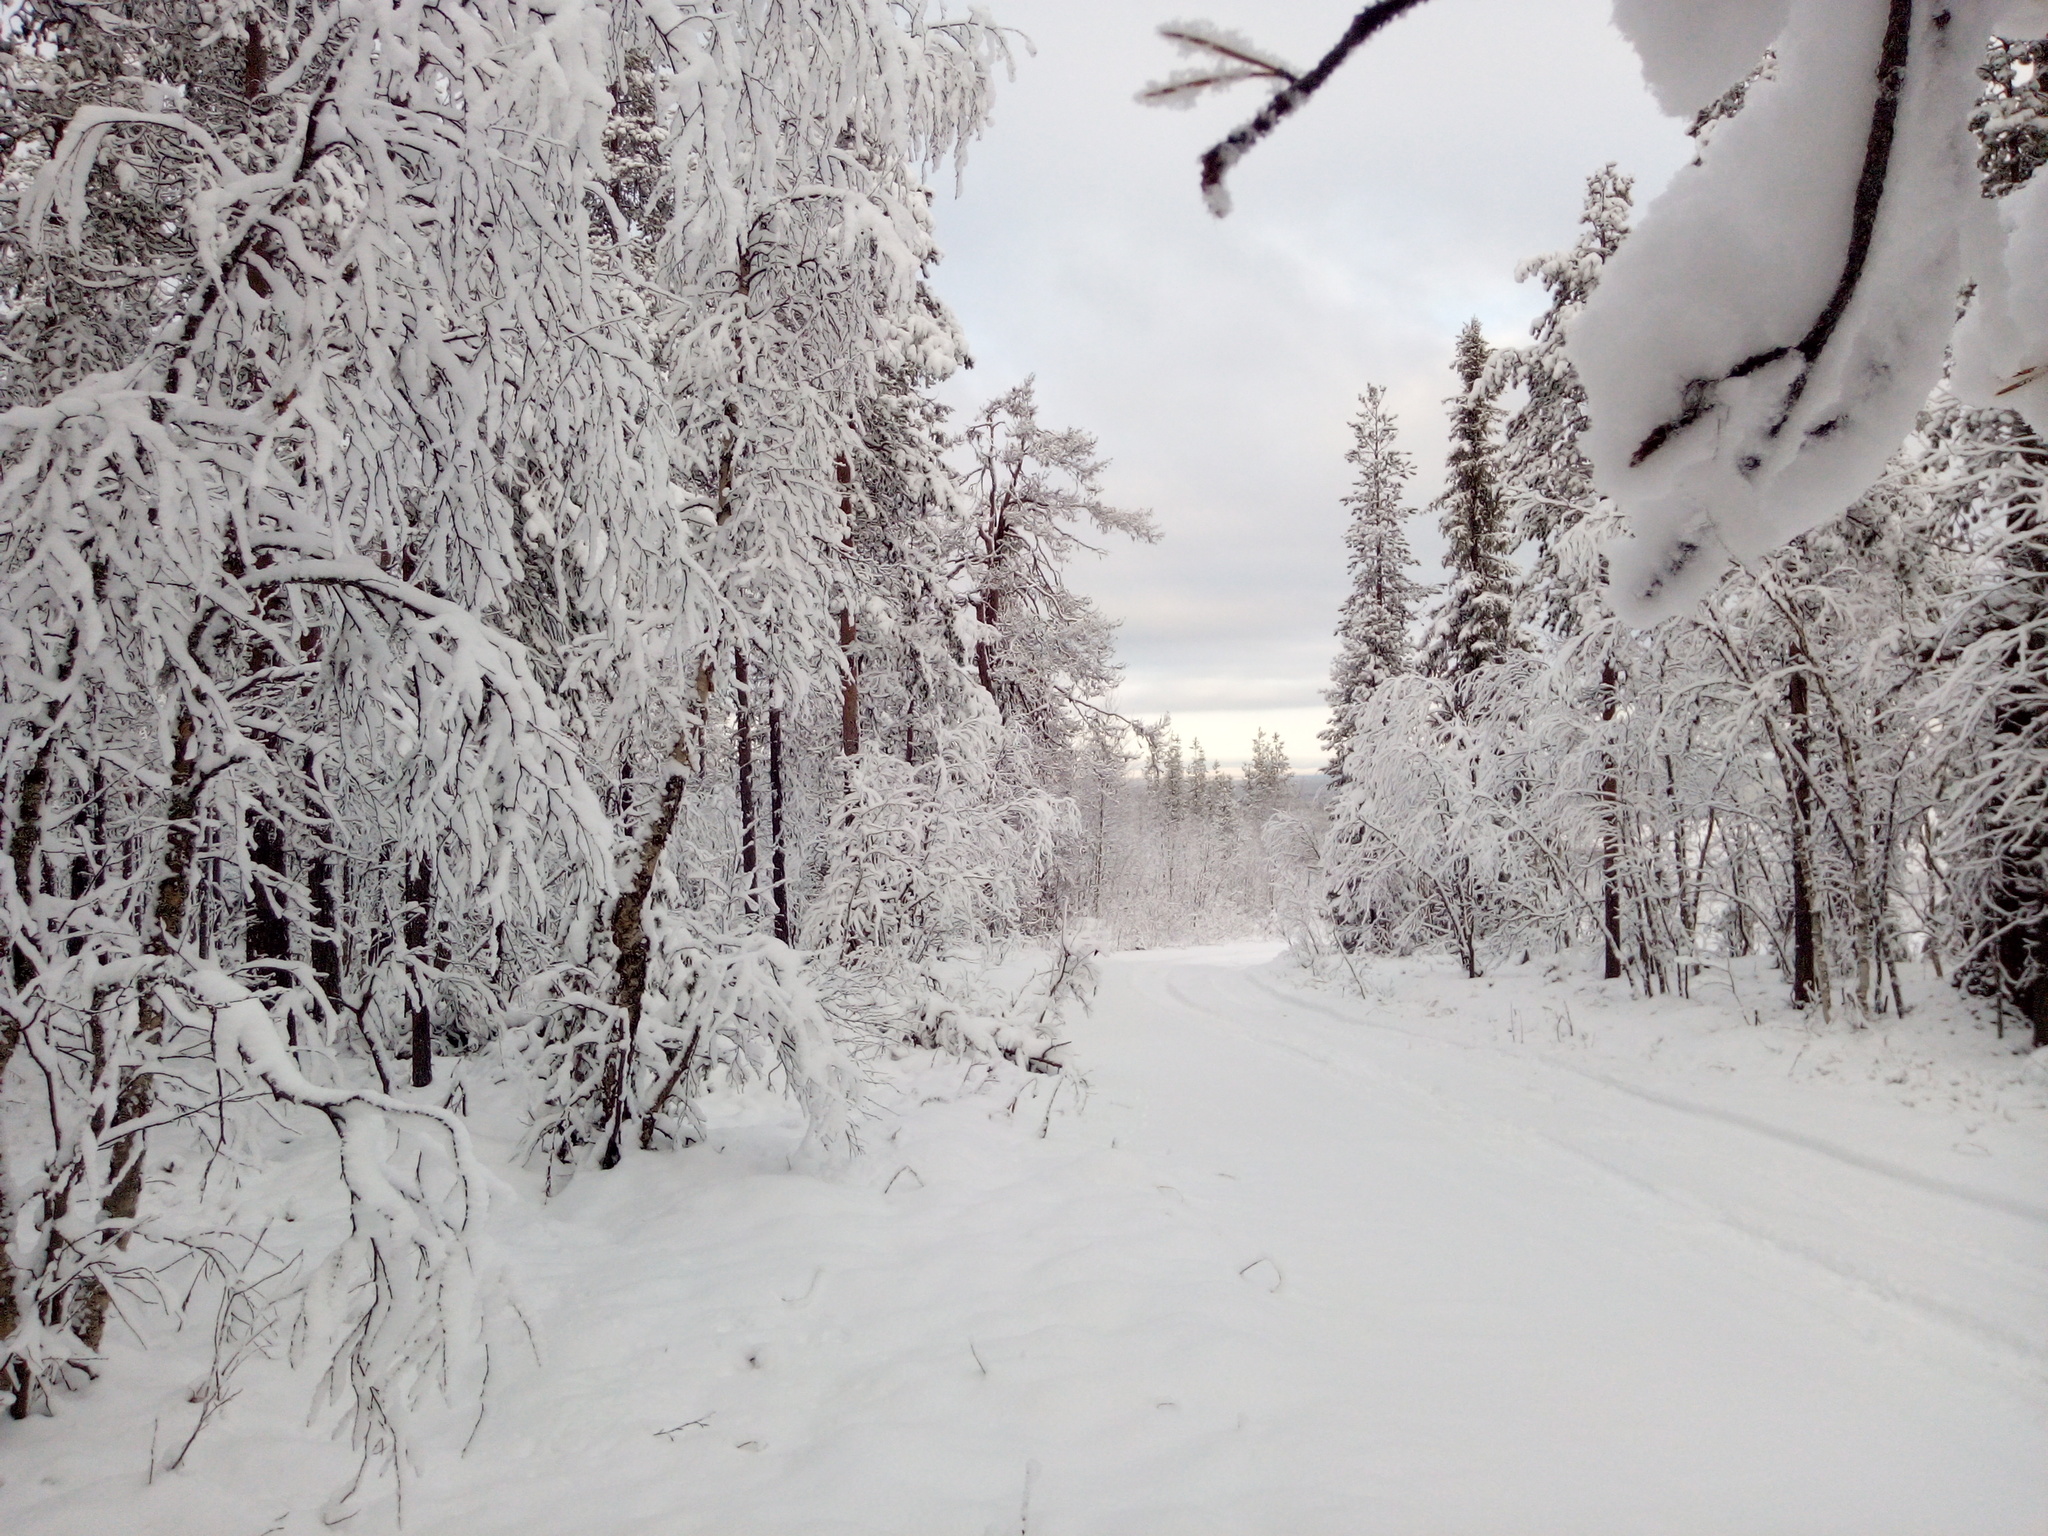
[1420,321,1522,683]
[1321,386,1425,778]
[1973,37,2048,198]
[1491,167,1634,975]
[1494,166,1633,637]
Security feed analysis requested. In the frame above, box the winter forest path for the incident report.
[6,946,2045,1535]
[422,944,2048,1535]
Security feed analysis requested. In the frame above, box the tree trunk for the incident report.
[403,854,434,1087]
[248,808,291,1017]
[767,701,791,945]
[734,648,760,921]
[1788,670,1819,1009]
[835,455,861,760]
[10,737,56,991]
[0,962,22,1413]
[973,508,1009,710]
[599,728,694,1169]
[309,852,340,1004]
[1600,660,1623,981]
[838,609,861,758]
[70,710,198,1358]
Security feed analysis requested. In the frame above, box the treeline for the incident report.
[0,0,1152,1458]
[1321,147,2048,1048]
[1063,724,1322,950]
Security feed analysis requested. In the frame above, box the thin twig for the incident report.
[1197,1,1436,215]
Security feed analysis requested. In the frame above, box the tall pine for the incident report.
[1420,321,1522,683]
[1322,386,1424,779]
[1494,166,1633,638]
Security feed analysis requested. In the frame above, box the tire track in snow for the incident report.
[1238,970,2048,1228]
[1156,963,2048,1379]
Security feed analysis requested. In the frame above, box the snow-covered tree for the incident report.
[958,380,1157,765]
[0,0,1092,1479]
[1420,321,1522,684]
[0,0,644,1444]
[1491,165,1633,638]
[1923,393,2048,1045]
[1321,386,1423,778]
[1974,35,2048,195]
[1146,4,2048,621]
[1575,2,2048,617]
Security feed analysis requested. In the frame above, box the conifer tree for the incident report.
[1321,386,1424,778]
[1493,166,1633,638]
[1243,729,1294,823]
[1420,321,1522,684]
[1973,36,2048,198]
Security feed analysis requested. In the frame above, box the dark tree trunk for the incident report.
[973,507,1009,710]
[835,454,861,760]
[247,816,290,950]
[734,648,760,920]
[1788,669,1819,1008]
[309,852,340,1005]
[838,609,860,758]
[1600,660,1623,981]
[767,702,790,945]
[247,808,293,1042]
[72,709,197,1358]
[10,737,56,991]
[599,729,695,1168]
[404,853,433,1088]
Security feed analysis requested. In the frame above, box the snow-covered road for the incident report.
[6,944,2046,1534]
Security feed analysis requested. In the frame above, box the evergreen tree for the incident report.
[1493,166,1633,638]
[1420,321,1522,683]
[1244,729,1294,824]
[1972,36,2048,198]
[1490,165,1634,974]
[1321,386,1424,778]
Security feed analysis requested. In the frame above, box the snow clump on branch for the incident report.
[1575,0,2048,620]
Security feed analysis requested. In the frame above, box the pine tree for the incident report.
[1243,729,1294,823]
[1420,321,1522,684]
[1494,166,1633,638]
[1973,36,2048,198]
[1321,386,1424,778]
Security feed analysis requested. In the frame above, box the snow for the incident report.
[1570,0,2048,619]
[1954,166,2048,430]
[1574,0,1993,620]
[4,944,2045,1533]
[1608,0,1788,118]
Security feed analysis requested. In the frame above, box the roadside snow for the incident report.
[3,943,2043,1534]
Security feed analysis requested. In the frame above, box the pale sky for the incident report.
[930,0,1694,772]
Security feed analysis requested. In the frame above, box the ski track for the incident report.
[3,944,2045,1536]
[1234,970,2048,1228]
[1208,967,2048,1376]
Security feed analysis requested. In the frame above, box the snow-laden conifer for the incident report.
[1420,322,1522,684]
[1321,386,1423,780]
[1491,165,1633,638]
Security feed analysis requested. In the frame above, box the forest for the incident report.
[2,1,2045,1531]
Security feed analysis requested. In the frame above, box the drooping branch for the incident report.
[1191,0,1437,217]
[1628,0,1915,468]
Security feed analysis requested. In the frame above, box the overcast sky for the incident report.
[928,0,1694,771]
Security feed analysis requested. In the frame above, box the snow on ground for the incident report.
[4,942,2045,1534]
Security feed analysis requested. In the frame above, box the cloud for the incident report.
[933,0,1691,768]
